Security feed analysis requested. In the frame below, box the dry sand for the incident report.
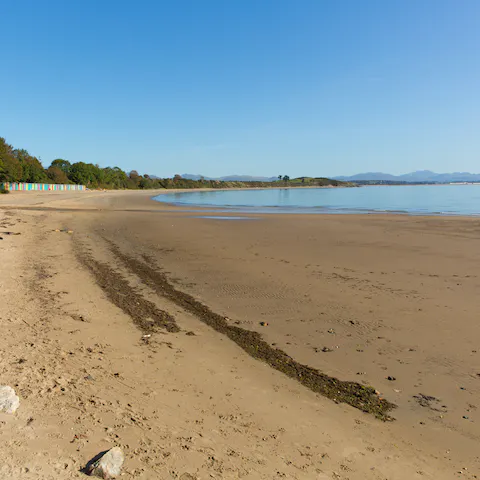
[0,189,479,479]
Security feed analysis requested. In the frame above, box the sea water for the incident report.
[153,184,480,216]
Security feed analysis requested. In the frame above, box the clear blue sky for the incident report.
[2,0,479,178]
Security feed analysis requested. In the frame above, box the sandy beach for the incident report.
[1,189,479,479]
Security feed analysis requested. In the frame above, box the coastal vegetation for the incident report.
[0,136,348,189]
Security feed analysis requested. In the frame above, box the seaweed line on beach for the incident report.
[103,238,396,420]
[74,242,179,334]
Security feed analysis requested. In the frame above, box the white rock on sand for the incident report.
[86,447,124,479]
[0,386,20,414]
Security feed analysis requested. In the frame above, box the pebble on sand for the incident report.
[86,447,125,479]
[0,386,20,414]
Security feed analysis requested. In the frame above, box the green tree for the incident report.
[128,170,141,188]
[138,176,152,189]
[14,149,48,183]
[69,162,101,186]
[0,138,23,182]
[103,167,129,189]
[282,175,290,182]
[46,166,70,184]
[92,164,105,187]
[50,159,72,175]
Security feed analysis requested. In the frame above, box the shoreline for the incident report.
[0,190,479,478]
[3,187,480,219]
[152,184,480,217]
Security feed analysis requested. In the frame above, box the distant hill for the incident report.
[181,173,278,182]
[180,174,212,180]
[220,175,278,182]
[335,170,480,183]
[334,172,398,181]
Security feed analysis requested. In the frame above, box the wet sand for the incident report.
[1,189,479,479]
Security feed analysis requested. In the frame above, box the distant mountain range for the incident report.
[178,171,480,184]
[334,170,480,183]
[181,174,278,182]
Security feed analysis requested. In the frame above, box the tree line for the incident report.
[0,136,347,190]
[0,136,244,189]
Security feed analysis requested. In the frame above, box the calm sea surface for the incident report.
[153,185,480,216]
